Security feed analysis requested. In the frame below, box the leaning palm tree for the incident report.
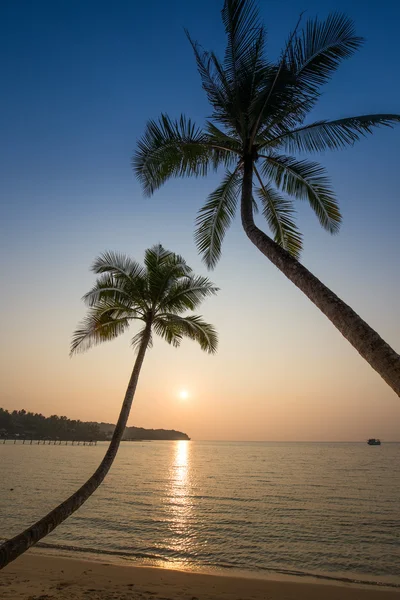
[0,244,218,569]
[134,0,400,396]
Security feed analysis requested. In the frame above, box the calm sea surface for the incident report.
[1,441,399,586]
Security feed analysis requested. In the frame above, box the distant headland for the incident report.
[0,408,190,441]
[98,422,190,441]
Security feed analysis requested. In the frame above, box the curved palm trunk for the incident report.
[240,156,400,397]
[0,321,152,570]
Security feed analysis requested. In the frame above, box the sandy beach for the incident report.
[1,552,399,600]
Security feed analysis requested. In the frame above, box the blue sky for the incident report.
[0,0,399,440]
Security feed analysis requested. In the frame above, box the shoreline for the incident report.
[30,542,400,590]
[2,552,399,600]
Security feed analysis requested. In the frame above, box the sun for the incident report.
[178,389,189,400]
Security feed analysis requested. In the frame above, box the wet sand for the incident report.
[1,553,399,600]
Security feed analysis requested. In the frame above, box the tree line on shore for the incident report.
[0,408,190,441]
[0,408,105,441]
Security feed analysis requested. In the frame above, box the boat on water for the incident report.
[367,438,381,445]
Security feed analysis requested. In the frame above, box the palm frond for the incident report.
[287,13,363,95]
[144,244,194,305]
[161,276,219,312]
[91,251,145,280]
[70,310,130,355]
[131,326,153,352]
[249,64,317,141]
[248,13,311,142]
[254,168,302,258]
[222,0,262,82]
[144,244,175,271]
[246,26,268,103]
[265,114,400,153]
[261,154,341,233]
[153,314,218,354]
[186,31,233,121]
[195,167,241,269]
[133,114,220,196]
[229,35,269,139]
[89,252,149,311]
[152,318,183,348]
[83,273,135,307]
[204,121,243,164]
[250,14,361,140]
[205,121,240,147]
[84,296,139,322]
[251,194,259,214]
[189,17,268,140]
[186,32,248,137]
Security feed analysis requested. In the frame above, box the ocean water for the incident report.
[1,441,399,586]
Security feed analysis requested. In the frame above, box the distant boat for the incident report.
[367,438,381,445]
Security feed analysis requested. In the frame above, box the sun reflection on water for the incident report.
[161,440,195,569]
[174,439,189,489]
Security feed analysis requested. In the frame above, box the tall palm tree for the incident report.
[0,244,218,569]
[134,0,400,396]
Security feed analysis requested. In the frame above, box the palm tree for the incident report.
[133,0,400,396]
[0,244,218,569]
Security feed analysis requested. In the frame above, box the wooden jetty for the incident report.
[1,437,98,446]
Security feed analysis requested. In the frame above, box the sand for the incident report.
[1,552,399,600]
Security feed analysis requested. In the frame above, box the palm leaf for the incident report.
[246,26,268,105]
[254,171,303,258]
[144,244,192,304]
[154,314,218,354]
[261,154,341,233]
[85,299,138,324]
[205,121,242,161]
[186,31,232,121]
[83,274,136,308]
[252,14,362,139]
[144,244,175,271]
[152,317,183,348]
[90,252,149,311]
[161,276,219,312]
[134,114,218,197]
[222,0,262,82]
[70,310,130,355]
[287,13,363,95]
[195,167,241,269]
[186,32,246,137]
[131,326,153,351]
[92,251,145,280]
[205,121,240,145]
[265,114,400,153]
[249,64,318,142]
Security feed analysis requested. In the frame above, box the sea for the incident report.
[1,441,399,587]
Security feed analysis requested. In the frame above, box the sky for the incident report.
[1,0,399,441]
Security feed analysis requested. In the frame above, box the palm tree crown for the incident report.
[133,0,399,266]
[71,244,218,355]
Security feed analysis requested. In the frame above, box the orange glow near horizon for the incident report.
[1,231,399,442]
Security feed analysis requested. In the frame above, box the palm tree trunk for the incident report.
[0,320,153,570]
[240,156,400,397]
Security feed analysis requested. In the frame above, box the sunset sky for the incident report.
[1,0,399,441]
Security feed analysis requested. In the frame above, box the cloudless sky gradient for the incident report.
[1,0,399,441]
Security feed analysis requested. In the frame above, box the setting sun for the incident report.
[178,390,189,400]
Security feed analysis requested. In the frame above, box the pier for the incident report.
[1,437,98,446]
